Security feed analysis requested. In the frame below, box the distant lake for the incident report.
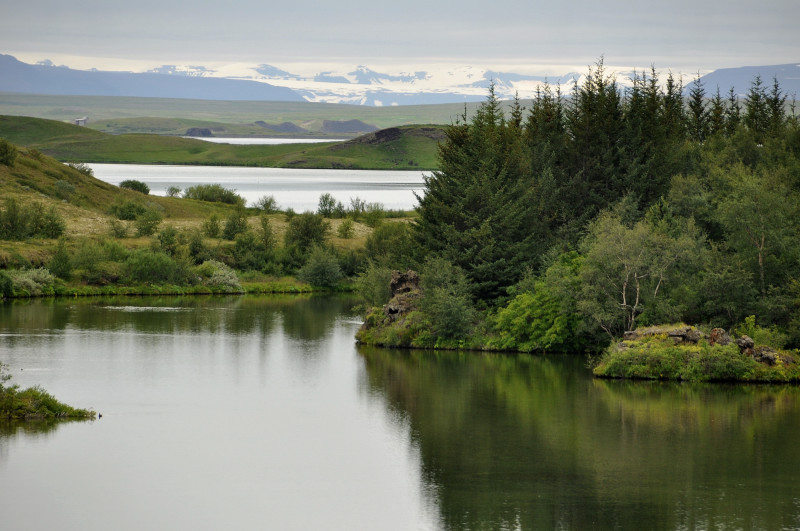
[88,164,427,212]
[184,137,347,145]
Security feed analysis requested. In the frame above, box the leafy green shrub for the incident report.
[65,162,93,177]
[54,180,75,201]
[135,209,163,237]
[48,238,72,280]
[120,179,150,194]
[254,194,279,213]
[109,200,146,221]
[183,184,245,207]
[222,208,248,240]
[362,203,385,228]
[166,186,181,198]
[0,271,12,299]
[0,138,18,166]
[318,193,345,218]
[297,246,343,288]
[364,222,416,269]
[108,219,128,238]
[0,198,65,240]
[419,257,475,340]
[284,212,329,254]
[733,315,789,349]
[202,215,221,238]
[9,268,57,296]
[125,249,179,284]
[157,225,180,256]
[196,260,242,292]
[355,262,393,308]
[337,218,355,239]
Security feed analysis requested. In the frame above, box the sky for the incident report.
[2,0,798,76]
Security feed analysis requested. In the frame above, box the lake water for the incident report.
[88,164,427,212]
[2,296,800,530]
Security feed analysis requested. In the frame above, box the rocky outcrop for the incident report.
[384,270,421,322]
[623,325,702,344]
[185,127,212,137]
[709,328,732,346]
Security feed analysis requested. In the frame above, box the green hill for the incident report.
[0,115,444,169]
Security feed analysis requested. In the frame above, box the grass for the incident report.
[1,363,95,420]
[0,116,444,169]
[593,326,800,382]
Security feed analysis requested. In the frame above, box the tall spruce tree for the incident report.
[414,85,544,302]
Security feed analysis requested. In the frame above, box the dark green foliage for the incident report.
[157,225,180,256]
[202,214,221,238]
[1,362,95,420]
[119,179,150,194]
[222,208,248,240]
[125,249,180,283]
[317,193,345,217]
[183,184,245,207]
[419,257,475,340]
[65,162,94,177]
[0,271,11,298]
[254,194,279,213]
[48,238,72,280]
[355,262,393,308]
[0,198,65,240]
[135,209,162,236]
[364,222,417,270]
[109,200,146,220]
[337,218,355,239]
[233,231,269,270]
[284,212,329,256]
[0,137,17,166]
[297,246,343,288]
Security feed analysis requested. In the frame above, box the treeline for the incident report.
[361,61,800,351]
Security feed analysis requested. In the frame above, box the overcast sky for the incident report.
[2,0,797,75]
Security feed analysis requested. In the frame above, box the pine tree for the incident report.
[687,76,709,142]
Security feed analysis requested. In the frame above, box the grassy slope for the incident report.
[0,143,378,267]
[0,115,444,169]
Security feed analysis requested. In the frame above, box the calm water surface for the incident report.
[2,296,800,530]
[88,164,426,212]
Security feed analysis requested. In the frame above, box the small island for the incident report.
[1,363,95,420]
[593,323,800,382]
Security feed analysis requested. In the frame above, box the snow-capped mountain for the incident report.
[150,61,585,105]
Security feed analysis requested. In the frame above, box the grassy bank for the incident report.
[1,363,95,420]
[0,115,444,169]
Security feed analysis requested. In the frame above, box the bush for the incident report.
[108,219,128,238]
[166,186,181,198]
[0,271,12,298]
[125,249,179,284]
[355,262,393,308]
[284,212,329,255]
[297,246,343,288]
[183,184,245,207]
[9,268,57,296]
[222,208,249,240]
[65,162,93,177]
[0,199,65,240]
[54,180,75,201]
[135,209,163,237]
[157,225,180,256]
[48,238,72,280]
[202,215,221,238]
[0,138,18,166]
[362,203,385,228]
[119,180,150,194]
[419,257,475,340]
[254,194,279,213]
[337,218,355,239]
[318,193,345,218]
[109,200,146,221]
[196,260,242,292]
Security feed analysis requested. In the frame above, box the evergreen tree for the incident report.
[687,76,709,142]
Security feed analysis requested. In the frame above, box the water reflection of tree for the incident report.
[358,347,800,530]
[0,419,92,464]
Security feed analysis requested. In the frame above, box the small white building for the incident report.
[74,117,89,126]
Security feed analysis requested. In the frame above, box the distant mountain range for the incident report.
[1,54,798,106]
[0,54,303,102]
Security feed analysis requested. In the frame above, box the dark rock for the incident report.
[390,270,420,297]
[753,346,777,365]
[736,335,755,356]
[709,328,732,346]
[382,270,421,323]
